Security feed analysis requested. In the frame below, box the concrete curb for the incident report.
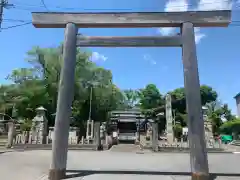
[154,151,234,154]
[5,144,109,151]
[232,151,240,154]
[141,146,238,154]
[0,145,108,154]
[136,150,240,154]
[1,147,240,154]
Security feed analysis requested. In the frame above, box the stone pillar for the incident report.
[6,121,15,148]
[32,106,48,144]
[91,120,94,138]
[100,122,106,143]
[135,119,140,144]
[234,93,240,117]
[86,120,94,141]
[94,122,102,150]
[86,120,90,139]
[0,114,6,134]
[151,122,158,152]
[165,94,174,144]
[0,122,5,134]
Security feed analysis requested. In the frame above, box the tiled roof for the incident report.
[234,92,240,99]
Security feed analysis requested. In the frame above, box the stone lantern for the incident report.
[36,106,46,116]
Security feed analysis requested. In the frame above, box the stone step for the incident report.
[0,136,9,147]
[0,143,6,147]
[0,135,8,139]
[0,140,7,144]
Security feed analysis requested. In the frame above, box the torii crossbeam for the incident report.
[31,10,231,180]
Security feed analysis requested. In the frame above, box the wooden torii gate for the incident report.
[31,10,231,180]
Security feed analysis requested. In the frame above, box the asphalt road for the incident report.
[0,150,239,180]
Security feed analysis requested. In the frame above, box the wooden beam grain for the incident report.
[32,10,231,28]
[76,35,182,47]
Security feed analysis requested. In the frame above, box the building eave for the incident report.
[234,92,240,99]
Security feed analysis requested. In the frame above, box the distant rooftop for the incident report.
[110,110,141,114]
[234,92,240,99]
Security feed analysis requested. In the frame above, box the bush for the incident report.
[20,118,32,132]
[219,119,240,135]
[173,124,182,139]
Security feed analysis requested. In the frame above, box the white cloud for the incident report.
[143,54,156,65]
[157,0,205,44]
[158,0,232,44]
[194,0,232,43]
[197,0,232,11]
[164,0,188,12]
[91,52,107,62]
[158,0,188,36]
[157,27,175,36]
[194,27,206,44]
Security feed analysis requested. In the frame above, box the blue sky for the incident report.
[0,0,240,114]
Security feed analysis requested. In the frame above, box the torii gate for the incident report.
[31,10,231,180]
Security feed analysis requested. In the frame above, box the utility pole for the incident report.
[0,0,13,30]
[0,0,5,29]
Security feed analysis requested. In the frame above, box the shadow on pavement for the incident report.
[65,170,240,179]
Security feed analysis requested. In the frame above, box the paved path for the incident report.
[0,150,240,180]
[110,144,141,152]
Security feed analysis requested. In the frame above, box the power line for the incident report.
[1,0,240,30]
[40,0,49,11]
[0,0,4,28]
[0,0,14,29]
[2,18,31,22]
[1,21,31,30]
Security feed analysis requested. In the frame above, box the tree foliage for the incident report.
[0,45,124,136]
[123,89,139,109]
[0,43,237,137]
[220,119,240,135]
[138,84,163,110]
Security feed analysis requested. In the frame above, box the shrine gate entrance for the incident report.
[31,10,231,180]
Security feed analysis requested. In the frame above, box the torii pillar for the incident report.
[49,23,77,179]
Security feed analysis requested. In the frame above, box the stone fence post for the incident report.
[6,121,15,148]
[94,122,102,150]
[152,122,158,152]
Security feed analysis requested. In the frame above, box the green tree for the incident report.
[169,85,218,114]
[138,84,163,110]
[3,44,124,136]
[200,85,218,105]
[205,101,223,135]
[205,101,235,135]
[123,89,139,109]
[220,119,240,136]
[173,124,183,139]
